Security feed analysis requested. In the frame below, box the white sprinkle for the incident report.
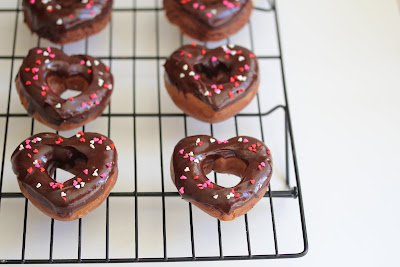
[182,64,188,70]
[204,91,210,96]
[215,89,221,94]
[36,137,42,141]
[94,60,100,66]
[222,45,227,51]
[189,71,195,76]
[43,51,49,57]
[98,78,104,87]
[180,73,185,78]
[76,133,81,138]
[228,44,235,49]
[55,103,61,109]
[230,50,237,56]
[194,159,199,163]
[213,194,219,199]
[90,144,95,149]
[44,59,50,64]
[238,56,245,62]
[19,144,24,150]
[90,140,95,144]
[56,18,63,25]
[36,183,41,188]
[75,185,81,189]
[46,5,53,11]
[238,137,243,142]
[211,9,217,15]
[55,4,62,10]
[184,167,190,172]
[210,138,216,143]
[61,192,66,197]
[86,61,92,67]
[106,146,111,150]
[99,71,104,75]
[42,0,50,4]
[189,151,194,156]
[93,169,98,176]
[80,182,85,187]
[196,138,201,144]
[226,192,235,199]
[81,0,88,3]
[33,160,38,165]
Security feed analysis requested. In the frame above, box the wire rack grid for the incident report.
[0,0,307,264]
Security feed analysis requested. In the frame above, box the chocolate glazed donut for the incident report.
[15,47,113,131]
[171,135,272,221]
[164,0,253,41]
[164,43,259,123]
[22,0,113,44]
[11,132,118,221]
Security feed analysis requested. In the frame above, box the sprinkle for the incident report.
[55,103,61,108]
[90,144,95,149]
[180,73,185,78]
[184,167,190,172]
[100,173,106,178]
[19,144,24,150]
[194,159,199,163]
[189,71,195,76]
[261,162,266,167]
[86,61,92,67]
[98,78,104,87]
[183,64,188,70]
[189,156,195,161]
[243,138,249,143]
[249,53,255,58]
[56,18,63,25]
[179,149,184,154]
[106,163,112,167]
[228,91,234,99]
[90,93,97,99]
[226,192,235,199]
[180,175,187,180]
[211,56,217,62]
[213,194,219,199]
[194,176,199,180]
[61,192,66,197]
[94,60,100,66]
[83,169,88,174]
[210,138,216,143]
[179,187,185,194]
[36,183,41,188]
[33,149,38,153]
[238,137,243,142]
[92,169,98,176]
[267,150,271,155]
[188,151,194,156]
[27,167,33,174]
[234,193,240,198]
[250,180,255,184]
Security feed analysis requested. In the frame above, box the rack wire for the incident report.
[0,0,308,264]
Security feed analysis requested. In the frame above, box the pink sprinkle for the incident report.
[100,173,106,178]
[73,180,78,186]
[261,162,266,167]
[200,5,205,10]
[81,102,87,108]
[33,75,38,80]
[193,3,199,8]
[194,75,200,80]
[94,100,100,105]
[180,175,187,180]
[106,163,112,168]
[243,138,249,143]
[190,156,195,161]
[47,47,51,53]
[225,48,231,54]
[211,56,217,62]
[30,0,35,4]
[25,140,31,144]
[206,12,212,18]
[217,140,222,144]
[244,64,250,70]
[224,140,228,143]
[36,49,42,54]
[80,60,85,65]
[49,182,54,186]
[83,169,88,174]
[90,93,97,99]
[25,145,31,149]
[49,54,55,58]
[183,154,189,159]
[179,149,184,154]
[93,137,99,142]
[98,140,103,144]
[35,163,40,168]
[179,187,185,194]
[211,84,217,89]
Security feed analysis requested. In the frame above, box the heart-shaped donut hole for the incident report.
[46,71,92,100]
[194,59,232,84]
[203,156,248,187]
[46,147,88,183]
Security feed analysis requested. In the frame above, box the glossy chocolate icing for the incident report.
[171,135,272,216]
[22,0,113,43]
[16,47,113,128]
[11,132,117,219]
[164,44,258,111]
[165,0,250,29]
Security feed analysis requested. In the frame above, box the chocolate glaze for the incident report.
[11,132,117,219]
[22,0,113,43]
[164,0,250,29]
[164,44,258,111]
[171,135,272,216]
[16,47,113,128]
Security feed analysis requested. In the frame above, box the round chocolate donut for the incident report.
[11,132,118,221]
[163,0,253,41]
[171,135,272,221]
[22,0,113,44]
[15,47,114,131]
[164,43,259,123]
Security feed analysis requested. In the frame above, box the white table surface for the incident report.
[4,0,400,266]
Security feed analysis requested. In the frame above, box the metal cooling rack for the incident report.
[0,0,308,264]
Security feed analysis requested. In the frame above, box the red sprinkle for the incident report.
[27,167,33,174]
[250,180,255,184]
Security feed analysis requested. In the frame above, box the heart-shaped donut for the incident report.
[164,43,259,123]
[22,0,113,44]
[164,0,253,41]
[11,132,118,221]
[171,135,272,221]
[15,47,114,131]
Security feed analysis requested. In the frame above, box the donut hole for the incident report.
[46,73,91,100]
[203,156,248,188]
[194,60,232,84]
[47,147,88,183]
